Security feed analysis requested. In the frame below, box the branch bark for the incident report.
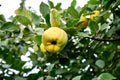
[90,37,120,41]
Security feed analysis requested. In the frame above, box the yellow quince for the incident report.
[42,27,68,53]
[90,10,100,20]
[40,43,47,54]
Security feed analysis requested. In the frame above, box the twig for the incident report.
[90,37,120,41]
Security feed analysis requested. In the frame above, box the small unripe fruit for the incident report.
[76,15,88,30]
[90,10,100,20]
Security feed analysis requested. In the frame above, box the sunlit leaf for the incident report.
[55,3,61,10]
[47,64,55,72]
[95,59,105,68]
[87,0,100,4]
[55,68,68,74]
[31,12,41,25]
[70,0,76,7]
[15,8,32,21]
[77,32,90,37]
[68,6,79,18]
[99,23,109,31]
[40,2,50,17]
[37,77,44,80]
[14,76,27,80]
[14,15,31,26]
[97,73,116,80]
[35,28,44,35]
[46,76,54,80]
[48,0,54,8]
[72,75,82,80]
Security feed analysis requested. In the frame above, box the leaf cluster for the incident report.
[0,0,120,80]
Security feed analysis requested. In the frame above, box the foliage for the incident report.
[0,0,120,80]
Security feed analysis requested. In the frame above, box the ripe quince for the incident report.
[42,27,68,53]
[90,10,100,20]
[40,43,47,54]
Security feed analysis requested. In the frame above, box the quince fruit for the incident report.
[90,10,100,20]
[76,15,88,30]
[40,43,47,54]
[42,27,68,53]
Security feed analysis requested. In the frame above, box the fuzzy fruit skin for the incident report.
[42,27,68,53]
[90,10,100,20]
[76,15,88,30]
[40,43,47,54]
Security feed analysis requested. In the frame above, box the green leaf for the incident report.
[37,77,44,80]
[0,20,4,28]
[0,30,5,37]
[79,4,88,16]
[78,42,84,47]
[97,73,116,80]
[1,22,20,32]
[81,59,93,68]
[66,19,78,28]
[34,35,41,45]
[65,74,72,80]
[47,64,55,72]
[80,73,93,80]
[55,68,68,74]
[116,0,120,6]
[77,32,90,37]
[55,3,62,10]
[46,76,54,80]
[72,75,82,80]
[30,53,38,62]
[99,23,109,31]
[15,8,32,21]
[62,27,77,35]
[12,60,25,70]
[14,76,27,80]
[40,2,50,17]
[95,59,105,68]
[0,14,6,22]
[14,15,31,26]
[35,28,44,35]
[48,0,54,8]
[70,0,76,7]
[45,14,50,26]
[68,6,79,18]
[31,12,41,25]
[101,10,111,20]
[88,21,99,34]
[87,0,100,4]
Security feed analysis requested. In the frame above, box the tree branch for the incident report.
[90,37,120,41]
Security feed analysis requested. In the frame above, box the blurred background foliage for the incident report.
[0,0,120,80]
